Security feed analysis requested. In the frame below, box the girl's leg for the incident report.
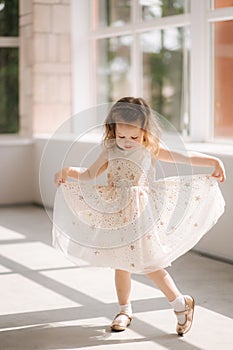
[147,268,180,302]
[147,268,195,335]
[115,269,131,305]
[111,269,132,331]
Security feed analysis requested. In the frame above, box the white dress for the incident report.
[52,142,225,274]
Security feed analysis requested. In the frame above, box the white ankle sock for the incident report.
[170,295,186,325]
[120,303,132,316]
[114,303,132,322]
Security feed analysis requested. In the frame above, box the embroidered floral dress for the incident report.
[52,142,225,274]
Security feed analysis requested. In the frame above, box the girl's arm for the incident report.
[157,146,226,182]
[54,150,108,187]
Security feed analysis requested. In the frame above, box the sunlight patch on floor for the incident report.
[0,225,26,240]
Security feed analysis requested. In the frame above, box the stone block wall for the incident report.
[20,0,72,135]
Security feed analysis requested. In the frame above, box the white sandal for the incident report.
[175,296,195,336]
[111,312,132,331]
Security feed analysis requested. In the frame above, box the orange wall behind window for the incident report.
[215,0,233,7]
[214,15,233,137]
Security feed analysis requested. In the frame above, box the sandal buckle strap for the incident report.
[113,312,132,321]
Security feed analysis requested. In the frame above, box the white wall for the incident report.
[0,138,232,263]
[34,135,103,208]
[191,153,232,262]
[0,140,34,204]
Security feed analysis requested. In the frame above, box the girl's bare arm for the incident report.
[54,150,108,187]
[157,146,226,182]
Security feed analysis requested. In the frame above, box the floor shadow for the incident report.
[132,253,233,320]
[0,205,52,245]
[0,323,203,350]
[0,297,170,330]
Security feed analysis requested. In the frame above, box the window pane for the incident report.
[213,20,233,138]
[140,0,190,21]
[0,0,19,36]
[0,48,19,133]
[141,27,190,132]
[212,0,233,9]
[96,36,132,104]
[94,0,131,28]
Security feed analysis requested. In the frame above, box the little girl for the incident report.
[53,97,225,336]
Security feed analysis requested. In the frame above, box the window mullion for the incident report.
[71,0,95,135]
[189,0,210,141]
[131,0,141,97]
[0,37,19,47]
[207,6,233,22]
[90,14,190,40]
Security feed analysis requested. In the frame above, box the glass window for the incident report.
[0,0,19,36]
[140,0,189,21]
[93,0,131,28]
[0,0,19,134]
[213,20,233,138]
[0,48,19,133]
[141,27,190,132]
[96,35,132,104]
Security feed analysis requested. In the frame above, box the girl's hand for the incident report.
[54,168,68,187]
[211,159,226,183]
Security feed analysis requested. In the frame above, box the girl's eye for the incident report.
[131,136,138,140]
[119,136,125,139]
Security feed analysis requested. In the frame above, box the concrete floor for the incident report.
[0,206,232,350]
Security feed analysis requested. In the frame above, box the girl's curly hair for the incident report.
[103,97,161,156]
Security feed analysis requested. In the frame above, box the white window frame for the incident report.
[71,0,233,143]
[0,37,19,47]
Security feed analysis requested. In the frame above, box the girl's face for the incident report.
[115,122,144,150]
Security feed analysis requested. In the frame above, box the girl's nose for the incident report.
[125,139,132,146]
